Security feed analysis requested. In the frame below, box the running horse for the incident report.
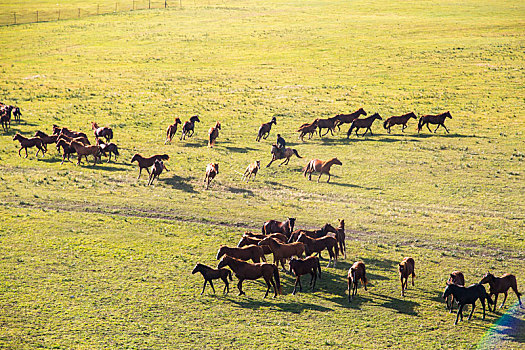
[165,117,182,144]
[317,116,339,137]
[479,272,523,311]
[91,122,113,142]
[192,263,232,295]
[242,160,260,182]
[418,111,452,133]
[131,154,170,179]
[297,119,318,141]
[256,116,277,141]
[383,112,417,133]
[180,115,200,140]
[347,113,383,137]
[334,108,367,130]
[204,163,219,189]
[208,121,221,147]
[266,145,302,167]
[13,133,46,158]
[303,158,342,183]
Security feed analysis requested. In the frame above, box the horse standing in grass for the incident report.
[256,116,276,141]
[442,283,493,325]
[96,139,119,162]
[446,271,465,312]
[399,257,416,297]
[217,255,281,298]
[383,112,417,133]
[1,105,13,131]
[297,119,318,141]
[317,116,339,137]
[180,115,200,140]
[192,263,232,295]
[204,163,219,189]
[262,218,296,238]
[297,233,338,267]
[266,145,302,167]
[288,223,338,243]
[148,159,168,186]
[12,107,21,123]
[91,122,113,142]
[347,113,383,137]
[336,219,346,259]
[479,272,522,311]
[216,245,266,263]
[334,108,367,130]
[303,158,342,183]
[290,256,321,295]
[13,133,46,158]
[258,237,305,272]
[348,261,368,302]
[418,111,452,133]
[208,121,221,147]
[242,160,260,182]
[165,117,182,144]
[131,154,169,179]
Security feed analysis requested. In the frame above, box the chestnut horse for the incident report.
[317,116,339,137]
[34,131,58,149]
[418,111,452,133]
[446,271,465,312]
[256,116,276,141]
[68,140,101,166]
[266,145,302,167]
[442,283,493,325]
[288,223,338,243]
[348,261,368,302]
[131,154,170,179]
[237,235,272,255]
[56,138,77,164]
[383,112,417,133]
[303,158,342,183]
[52,125,88,139]
[217,255,281,298]
[13,133,46,158]
[165,117,182,144]
[290,256,321,295]
[208,121,221,147]
[262,218,296,238]
[148,159,168,186]
[258,237,305,272]
[479,272,522,311]
[334,108,367,130]
[243,232,288,243]
[336,219,346,259]
[216,245,266,263]
[242,160,260,182]
[297,233,338,267]
[347,113,383,137]
[180,115,200,140]
[192,263,232,295]
[204,163,219,189]
[91,122,113,142]
[399,257,415,296]
[297,119,318,141]
[56,133,90,146]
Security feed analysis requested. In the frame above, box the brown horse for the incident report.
[208,121,221,147]
[56,138,77,164]
[297,119,319,141]
[297,233,338,267]
[52,125,88,139]
[34,130,58,148]
[335,219,346,259]
[0,105,13,131]
[256,116,276,142]
[418,111,452,133]
[91,122,113,142]
[96,139,119,162]
[303,158,342,183]
[237,235,272,255]
[180,115,200,140]
[290,256,321,295]
[57,133,90,146]
[192,263,232,295]
[258,237,305,271]
[68,140,101,166]
[446,271,465,312]
[13,133,46,158]
[262,218,296,238]
[383,112,417,133]
[204,163,219,189]
[12,106,21,123]
[217,255,281,298]
[244,232,288,243]
[334,108,367,130]
[165,117,182,144]
[242,160,260,182]
[288,223,338,243]
[399,257,416,297]
[317,116,339,137]
[131,154,170,179]
[348,261,368,302]
[266,145,302,167]
[479,272,522,311]
[216,245,266,263]
[148,159,168,186]
[347,113,383,137]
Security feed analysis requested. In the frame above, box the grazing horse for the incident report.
[348,261,368,302]
[262,218,296,238]
[148,159,168,186]
[347,113,383,137]
[479,272,522,311]
[217,255,281,298]
[68,140,101,166]
[290,256,321,295]
[131,154,169,179]
[208,121,221,147]
[334,108,367,130]
[383,112,417,133]
[258,237,305,272]
[91,122,113,142]
[13,133,46,158]
[237,235,272,255]
[399,257,416,296]
[0,105,13,131]
[192,263,232,295]
[297,119,319,141]
[418,111,452,133]
[266,145,302,167]
[56,138,77,164]
[34,131,58,149]
[96,139,119,162]
[204,163,219,189]
[242,160,261,182]
[180,115,200,140]
[317,116,339,137]
[256,116,277,141]
[297,233,338,268]
[12,107,21,123]
[442,283,493,325]
[216,245,266,263]
[446,271,465,312]
[303,158,342,183]
[165,117,182,144]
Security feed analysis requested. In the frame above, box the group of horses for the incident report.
[0,103,22,132]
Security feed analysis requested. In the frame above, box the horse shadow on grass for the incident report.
[367,291,420,316]
[224,146,258,153]
[226,295,333,313]
[329,181,381,191]
[160,174,197,193]
[415,133,486,139]
[225,186,254,196]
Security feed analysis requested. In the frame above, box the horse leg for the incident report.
[317,173,322,183]
[201,280,207,295]
[293,276,300,295]
[137,168,143,179]
[434,124,440,133]
[412,272,415,286]
[455,305,464,325]
[327,173,331,183]
[401,277,405,296]
[237,279,245,296]
[263,277,271,298]
[468,303,475,321]
[266,158,275,168]
[481,298,486,320]
[426,123,432,133]
[493,293,499,312]
[24,147,28,158]
[499,292,508,309]
[222,277,229,294]
[311,271,317,291]
[442,123,450,133]
[209,280,216,294]
[368,127,373,136]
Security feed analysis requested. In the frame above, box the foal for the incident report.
[242,160,261,182]
[348,261,368,302]
[347,113,383,137]
[208,121,221,147]
[180,115,200,140]
[34,130,58,148]
[290,256,321,295]
[399,257,416,297]
[204,163,219,189]
[13,133,46,158]
[165,117,182,144]
[192,263,232,295]
[479,272,522,311]
[148,159,168,186]
[96,139,119,162]
[303,158,342,183]
[256,116,277,141]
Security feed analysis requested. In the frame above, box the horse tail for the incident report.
[316,257,322,279]
[383,119,388,129]
[108,129,113,140]
[303,162,311,177]
[347,123,354,137]
[114,146,119,156]
[362,273,368,286]
[227,269,233,281]
[417,117,424,131]
[273,265,282,295]
[293,149,302,158]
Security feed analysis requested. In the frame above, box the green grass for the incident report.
[0,0,524,348]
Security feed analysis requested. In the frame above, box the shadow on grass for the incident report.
[415,132,486,139]
[226,186,254,196]
[224,146,258,153]
[368,291,420,315]
[180,141,203,148]
[264,180,299,191]
[226,296,333,313]
[329,181,381,191]
[362,257,400,271]
[160,174,197,193]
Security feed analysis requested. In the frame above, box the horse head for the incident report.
[442,284,453,299]
[191,115,200,123]
[255,160,261,169]
[357,107,367,116]
[332,158,342,166]
[217,256,230,269]
[191,263,202,274]
[479,272,494,284]
[338,219,345,229]
[12,133,21,141]
[371,113,382,120]
[408,112,417,119]
[216,246,226,260]
[445,111,452,119]
[175,117,181,124]
[131,154,140,163]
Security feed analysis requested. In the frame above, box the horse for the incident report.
[266,145,302,167]
[204,163,219,189]
[479,272,522,311]
[1,105,13,131]
[334,108,367,130]
[68,140,101,166]
[335,219,346,259]
[442,283,493,325]
[348,261,368,302]
[165,117,182,144]
[148,159,168,186]
[243,232,288,243]
[34,131,58,149]
[347,113,383,137]
[288,223,338,243]
[237,235,272,255]
[180,115,200,140]
[57,132,90,145]
[242,160,260,182]
[131,154,169,179]
[52,125,88,139]
[96,139,119,162]
[192,263,232,295]
[208,121,221,147]
[383,112,417,133]
[446,271,465,312]
[297,233,338,268]
[91,122,113,142]
[289,256,321,295]
[303,158,342,183]
[12,106,21,123]
[56,138,77,164]
[297,119,318,141]
[262,218,296,238]
[399,257,416,296]
[13,133,46,158]
[418,111,452,133]
[216,245,266,263]
[217,255,281,298]
[317,116,339,137]
[256,116,276,141]
[257,237,305,272]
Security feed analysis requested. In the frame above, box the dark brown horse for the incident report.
[96,139,119,162]
[131,154,170,179]
[192,263,232,295]
[290,256,321,295]
[208,121,221,147]
[335,219,346,259]
[348,261,368,302]
[165,117,182,144]
[56,138,77,164]
[91,122,113,142]
[148,159,168,186]
[256,116,276,141]
[297,233,338,267]
[303,158,342,183]
[334,108,367,130]
[262,218,296,238]
[446,271,465,312]
[399,257,415,296]
[216,245,266,263]
[479,272,522,311]
[442,283,493,325]
[347,113,383,137]
[297,119,318,141]
[258,237,305,271]
[204,163,219,189]
[34,130,58,149]
[317,116,339,137]
[12,106,21,123]
[418,111,452,133]
[180,115,200,140]
[56,133,90,146]
[287,223,338,243]
[13,133,46,157]
[52,125,88,139]
[217,255,281,298]
[1,105,13,131]
[383,112,417,133]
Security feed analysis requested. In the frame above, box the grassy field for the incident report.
[1,0,524,348]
